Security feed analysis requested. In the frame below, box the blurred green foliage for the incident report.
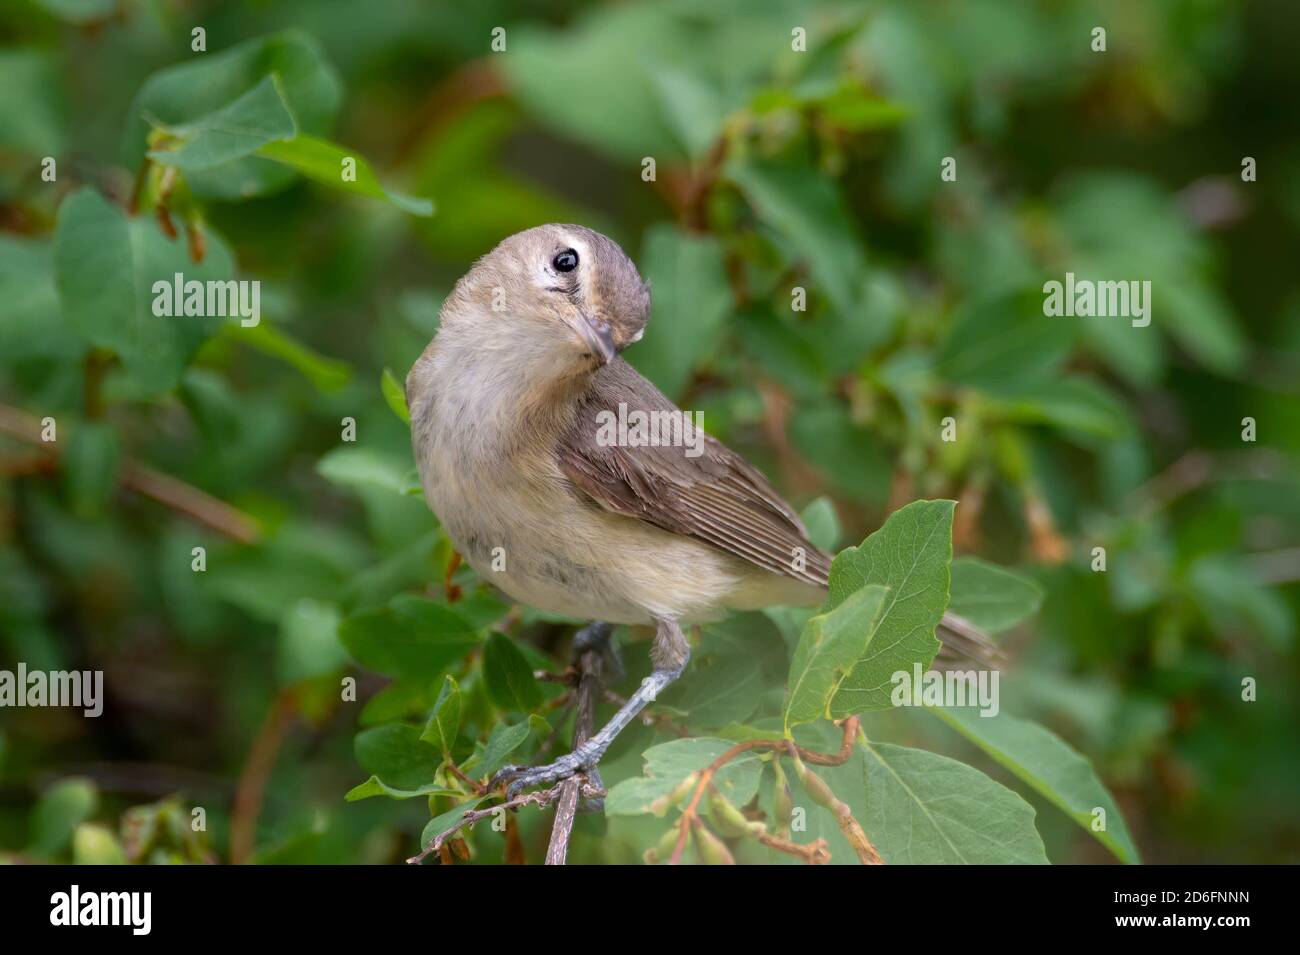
[1,0,1298,864]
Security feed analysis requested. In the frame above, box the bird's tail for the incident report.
[935,611,1006,670]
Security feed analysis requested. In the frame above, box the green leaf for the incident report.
[53,188,235,393]
[277,598,347,684]
[147,75,297,172]
[726,155,868,320]
[257,135,433,216]
[72,824,128,865]
[649,67,728,157]
[928,707,1140,864]
[125,30,342,200]
[382,367,411,424]
[789,399,891,503]
[501,7,687,164]
[236,322,351,392]
[420,795,488,850]
[0,237,76,360]
[317,446,409,496]
[420,676,462,755]
[986,377,1133,438]
[860,741,1049,864]
[784,585,887,730]
[475,720,533,778]
[666,652,764,728]
[605,738,764,816]
[936,288,1076,390]
[30,777,98,857]
[482,633,543,713]
[0,49,66,155]
[347,724,458,801]
[624,224,731,398]
[339,595,478,682]
[62,419,120,518]
[948,557,1044,634]
[799,496,841,551]
[828,500,955,717]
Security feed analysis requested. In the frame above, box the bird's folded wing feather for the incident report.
[557,360,832,588]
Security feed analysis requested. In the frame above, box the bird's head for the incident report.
[440,224,651,373]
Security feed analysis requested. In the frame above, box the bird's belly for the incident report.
[425,464,745,624]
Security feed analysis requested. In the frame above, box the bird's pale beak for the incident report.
[574,312,617,365]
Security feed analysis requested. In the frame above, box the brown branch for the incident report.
[229,689,297,864]
[407,786,566,865]
[0,403,261,544]
[1132,449,1287,516]
[755,829,831,865]
[446,762,488,796]
[545,639,604,865]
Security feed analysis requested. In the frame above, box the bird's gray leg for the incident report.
[491,617,690,799]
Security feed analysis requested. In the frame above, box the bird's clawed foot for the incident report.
[490,741,604,800]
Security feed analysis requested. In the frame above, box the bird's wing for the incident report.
[556,359,832,588]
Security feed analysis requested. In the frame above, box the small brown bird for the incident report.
[407,224,994,796]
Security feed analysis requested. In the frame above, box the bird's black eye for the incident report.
[553,249,579,272]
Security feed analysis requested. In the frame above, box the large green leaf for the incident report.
[948,557,1043,634]
[784,584,887,730]
[339,595,478,682]
[347,724,459,801]
[53,188,235,393]
[125,30,342,199]
[860,741,1049,864]
[626,224,731,398]
[828,500,955,716]
[147,75,297,172]
[928,707,1140,864]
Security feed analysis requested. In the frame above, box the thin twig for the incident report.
[545,640,604,865]
[0,403,261,544]
[407,787,561,865]
[755,829,831,865]
[230,690,297,864]
[669,716,863,865]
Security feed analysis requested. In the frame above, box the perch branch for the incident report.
[545,637,604,865]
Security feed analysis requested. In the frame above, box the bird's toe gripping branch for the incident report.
[490,740,601,799]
